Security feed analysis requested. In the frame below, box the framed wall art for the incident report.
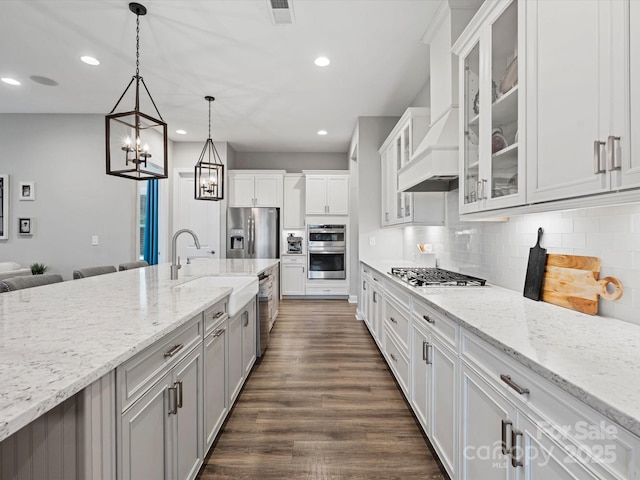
[0,174,8,240]
[19,181,35,201]
[18,217,32,236]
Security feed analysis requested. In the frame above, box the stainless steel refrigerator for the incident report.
[227,207,279,258]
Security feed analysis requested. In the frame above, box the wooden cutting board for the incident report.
[541,254,623,315]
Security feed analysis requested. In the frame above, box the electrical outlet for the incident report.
[369,236,376,246]
[92,235,99,246]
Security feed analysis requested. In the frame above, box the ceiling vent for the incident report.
[267,0,295,25]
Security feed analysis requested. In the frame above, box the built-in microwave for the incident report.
[307,225,346,279]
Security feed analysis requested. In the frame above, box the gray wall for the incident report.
[0,114,136,279]
[233,152,348,172]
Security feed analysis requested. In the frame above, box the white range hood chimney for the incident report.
[398,0,481,192]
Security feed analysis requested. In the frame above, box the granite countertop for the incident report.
[361,259,640,438]
[0,258,279,443]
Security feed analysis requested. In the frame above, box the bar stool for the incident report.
[72,265,117,279]
[0,274,64,292]
[118,261,149,271]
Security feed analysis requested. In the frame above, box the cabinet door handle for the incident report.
[168,386,178,415]
[425,342,432,365]
[511,429,524,468]
[422,340,428,361]
[594,140,606,174]
[608,135,621,171]
[363,280,366,291]
[213,328,225,338]
[422,314,435,324]
[500,374,530,395]
[373,292,377,303]
[164,344,184,358]
[390,316,397,324]
[501,419,513,455]
[175,380,183,409]
[385,212,389,221]
[389,353,397,362]
[242,312,249,327]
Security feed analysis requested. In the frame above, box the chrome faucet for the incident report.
[171,229,201,280]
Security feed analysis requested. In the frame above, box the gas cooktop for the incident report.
[389,267,486,287]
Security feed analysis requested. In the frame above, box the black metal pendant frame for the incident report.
[194,96,224,200]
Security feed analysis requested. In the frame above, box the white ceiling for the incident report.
[0,0,439,153]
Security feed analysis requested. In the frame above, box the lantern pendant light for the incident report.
[105,2,168,180]
[194,96,224,201]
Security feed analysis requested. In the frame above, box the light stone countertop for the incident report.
[0,258,279,443]
[362,259,640,438]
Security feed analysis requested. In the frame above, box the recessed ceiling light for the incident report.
[81,56,100,66]
[314,57,330,67]
[1,77,21,86]
[176,129,187,135]
[317,130,328,136]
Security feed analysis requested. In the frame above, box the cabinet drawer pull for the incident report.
[168,386,178,415]
[212,311,224,319]
[213,328,225,338]
[608,135,621,171]
[389,353,397,362]
[501,419,513,455]
[500,374,530,395]
[422,314,435,324]
[511,429,523,468]
[164,344,184,358]
[175,380,183,409]
[594,140,606,174]
[390,316,397,324]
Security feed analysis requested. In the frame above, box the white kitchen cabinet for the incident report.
[119,345,203,480]
[369,274,385,349]
[281,255,306,296]
[411,305,458,480]
[241,303,256,377]
[283,174,305,229]
[379,108,446,226]
[453,0,525,214]
[525,0,640,205]
[228,170,284,208]
[227,308,243,405]
[203,318,227,451]
[359,263,372,327]
[303,172,349,215]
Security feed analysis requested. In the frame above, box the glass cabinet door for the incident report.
[463,42,481,207]
[489,0,519,201]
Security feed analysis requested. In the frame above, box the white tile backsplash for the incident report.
[402,191,640,326]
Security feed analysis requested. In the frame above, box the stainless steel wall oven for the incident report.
[307,224,346,279]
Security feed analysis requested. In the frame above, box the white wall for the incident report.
[0,114,137,280]
[234,152,347,171]
[402,191,640,325]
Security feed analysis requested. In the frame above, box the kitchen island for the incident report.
[0,258,278,479]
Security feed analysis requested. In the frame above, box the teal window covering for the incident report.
[143,179,159,265]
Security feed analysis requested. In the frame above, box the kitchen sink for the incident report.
[175,276,259,316]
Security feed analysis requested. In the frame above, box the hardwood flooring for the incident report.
[198,299,445,480]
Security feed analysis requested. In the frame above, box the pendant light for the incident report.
[194,96,224,201]
[105,2,168,180]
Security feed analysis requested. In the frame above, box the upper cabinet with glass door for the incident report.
[453,0,525,215]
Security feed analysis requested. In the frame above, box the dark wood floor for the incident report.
[198,299,445,480]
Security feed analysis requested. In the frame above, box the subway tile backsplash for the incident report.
[403,192,640,326]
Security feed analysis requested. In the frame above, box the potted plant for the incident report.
[30,262,48,275]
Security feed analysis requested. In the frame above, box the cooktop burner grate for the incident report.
[390,267,486,287]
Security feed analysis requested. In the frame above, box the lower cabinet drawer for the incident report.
[384,297,410,353]
[305,284,348,295]
[118,315,203,413]
[384,326,409,397]
[203,299,227,334]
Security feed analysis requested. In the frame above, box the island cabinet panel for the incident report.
[204,318,228,451]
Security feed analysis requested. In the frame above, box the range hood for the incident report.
[398,1,480,193]
[398,107,459,192]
